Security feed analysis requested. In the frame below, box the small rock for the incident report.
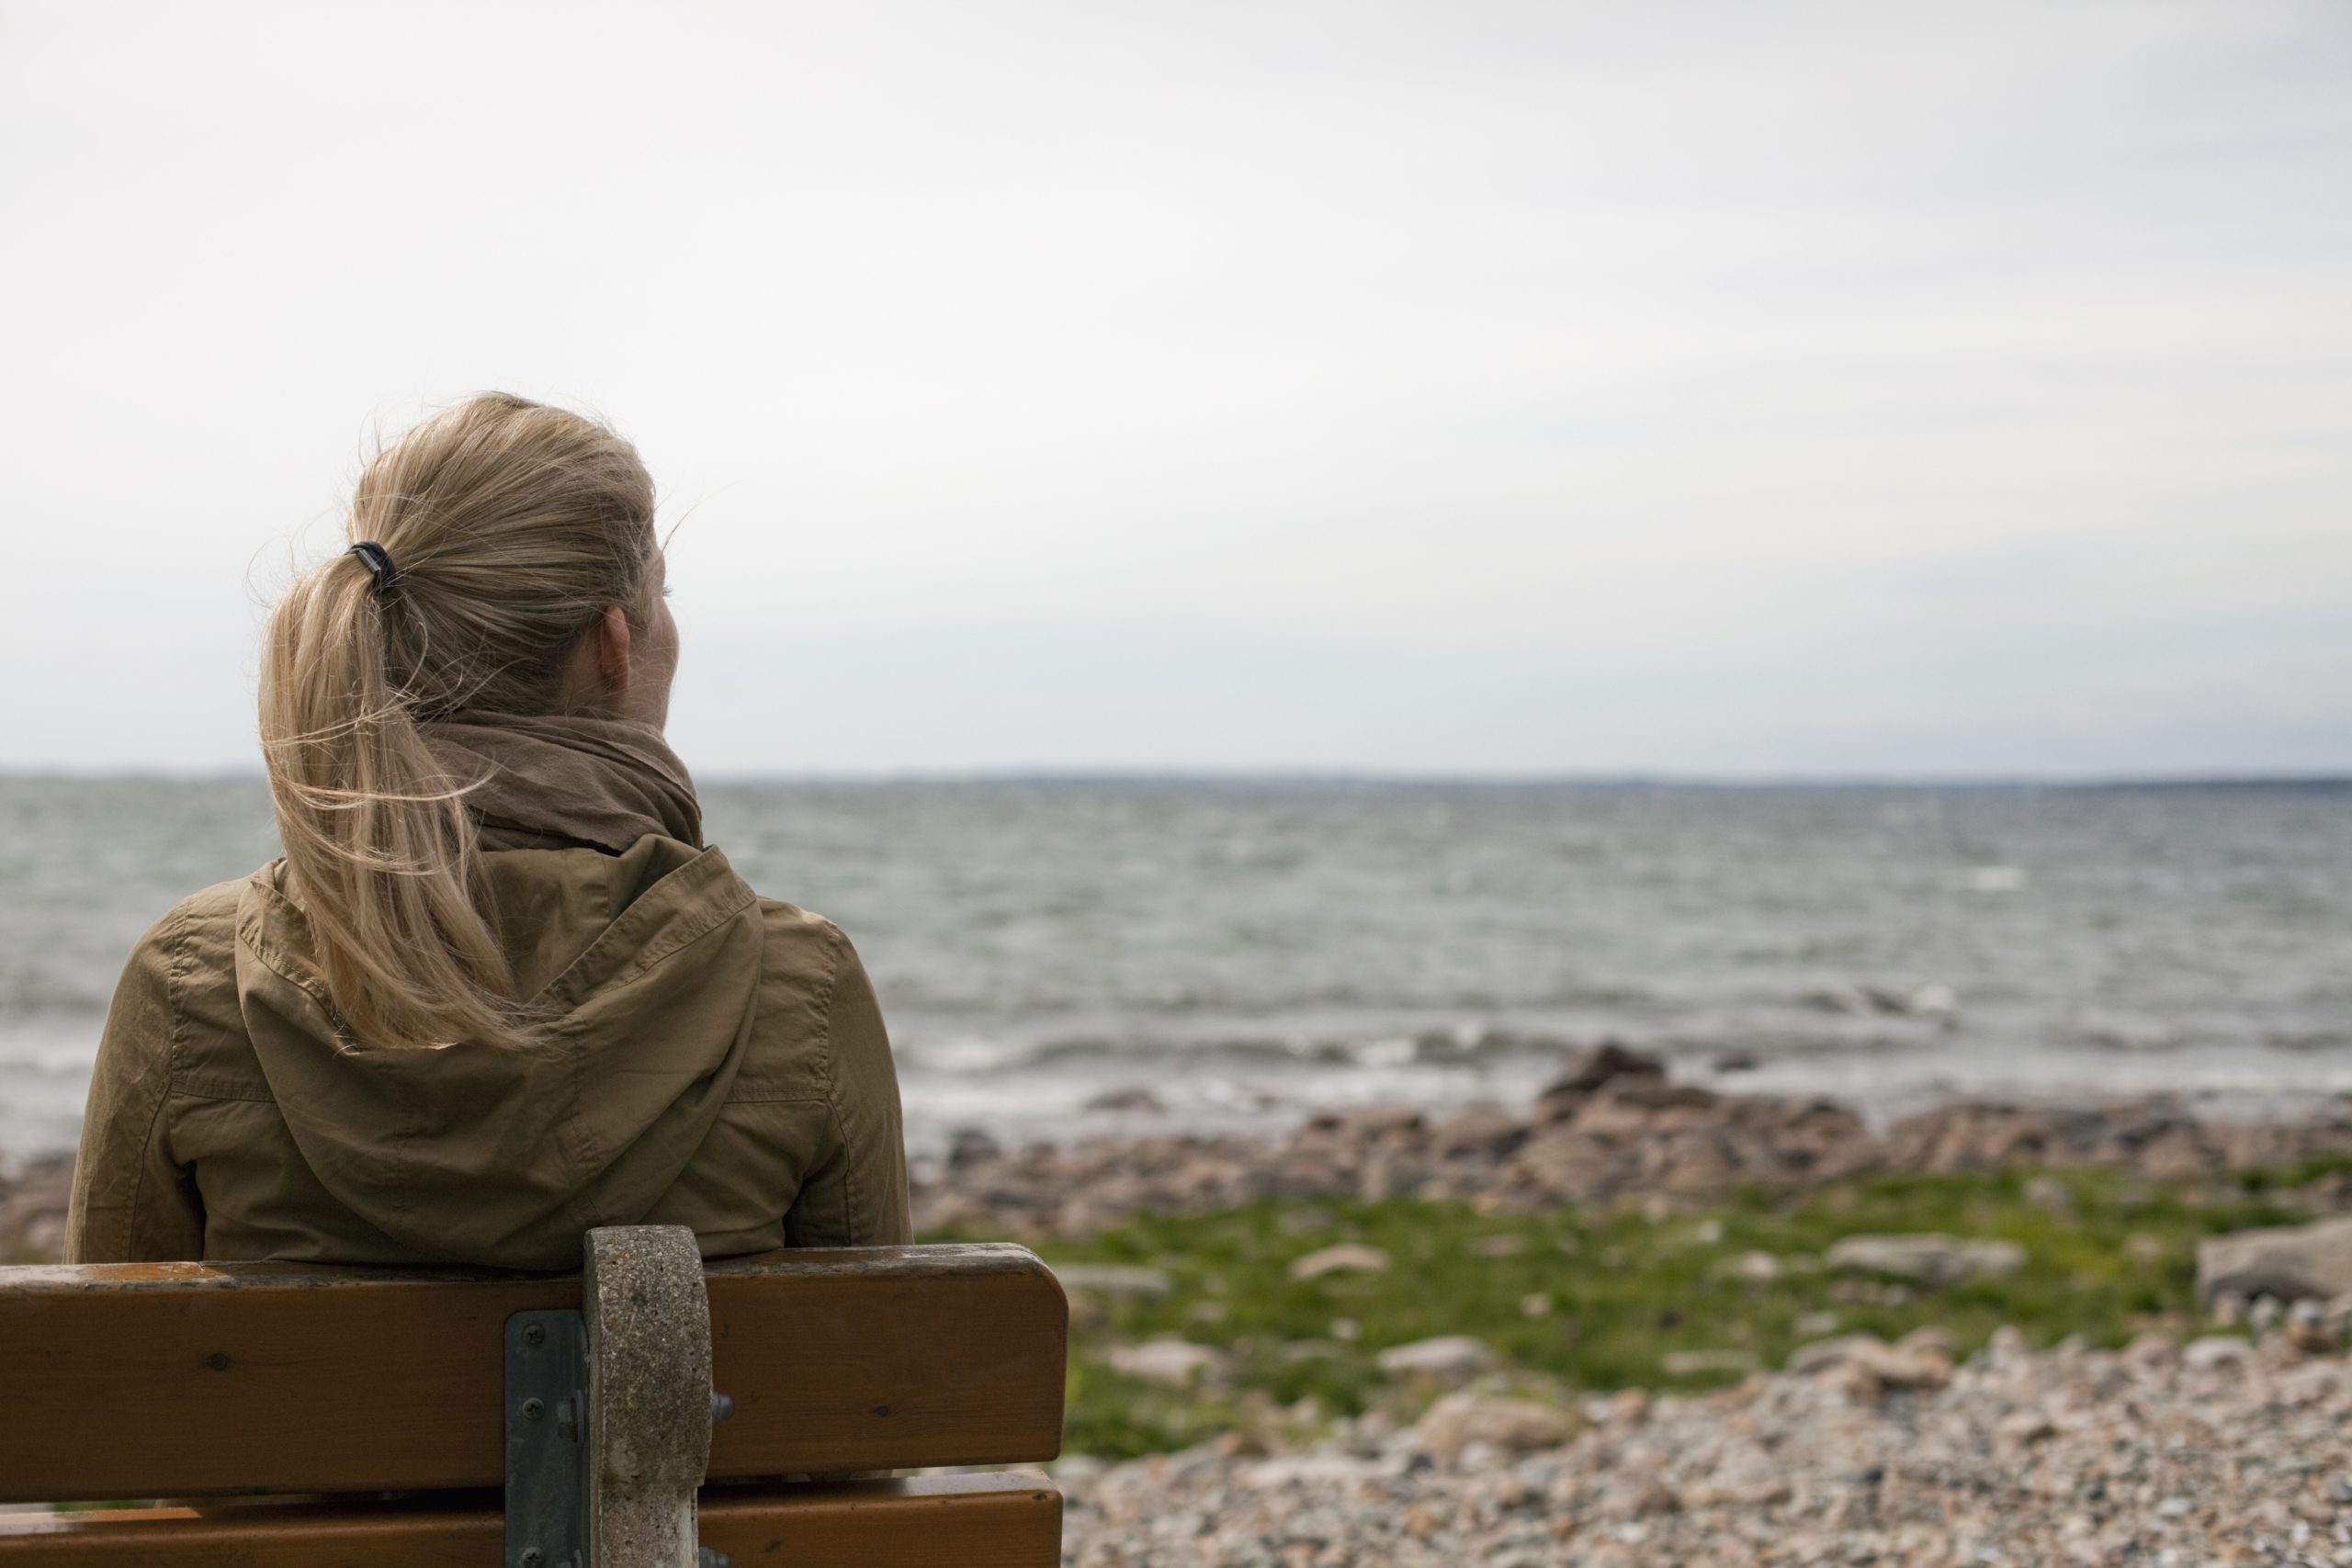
[946,1127,1002,1168]
[1536,1042,1666,1108]
[1106,1338,1227,1387]
[1846,1339,1954,1394]
[1377,1335,1497,1383]
[2181,1335,2253,1373]
[1825,1233,2026,1285]
[1289,1243,1393,1280]
[1996,1409,2057,1446]
[1051,1263,1175,1298]
[1431,1103,1529,1160]
[1788,1334,1886,1375]
[1212,1427,1272,1458]
[1601,1387,1651,1426]
[1660,1348,1759,1378]
[1414,1393,1576,1462]
[1897,1325,1958,1358]
[2198,1215,2352,1305]
[2288,1297,2336,1353]
[1601,1477,1683,1520]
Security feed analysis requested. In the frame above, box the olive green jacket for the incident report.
[65,834,911,1268]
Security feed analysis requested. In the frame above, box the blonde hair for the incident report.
[259,393,658,1050]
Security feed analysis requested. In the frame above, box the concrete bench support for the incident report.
[584,1225,716,1568]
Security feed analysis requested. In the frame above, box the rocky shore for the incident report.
[12,1045,2352,1264]
[1061,1325,2352,1566]
[0,1150,68,1263]
[918,1044,2352,1241]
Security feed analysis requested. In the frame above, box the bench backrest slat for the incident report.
[0,1243,1065,1504]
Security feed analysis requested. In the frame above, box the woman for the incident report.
[65,393,910,1267]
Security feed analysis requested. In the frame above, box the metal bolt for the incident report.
[518,1548,544,1568]
[710,1392,735,1424]
[520,1397,545,1422]
[523,1323,546,1348]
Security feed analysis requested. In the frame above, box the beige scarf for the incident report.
[421,713,703,853]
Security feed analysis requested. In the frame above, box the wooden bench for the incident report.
[0,1228,1068,1565]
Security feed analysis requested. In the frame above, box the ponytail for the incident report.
[258,394,658,1050]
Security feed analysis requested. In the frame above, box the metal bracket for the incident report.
[505,1309,589,1568]
[503,1230,734,1568]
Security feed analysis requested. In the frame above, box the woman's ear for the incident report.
[593,604,635,700]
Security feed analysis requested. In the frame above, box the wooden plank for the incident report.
[0,1246,1064,1504]
[0,1472,1063,1566]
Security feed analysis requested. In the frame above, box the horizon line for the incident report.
[4,764,2348,792]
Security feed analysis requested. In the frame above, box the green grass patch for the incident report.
[931,1165,2319,1458]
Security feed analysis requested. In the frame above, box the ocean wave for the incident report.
[897,1024,1593,1077]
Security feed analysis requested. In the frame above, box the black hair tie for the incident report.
[347,541,399,595]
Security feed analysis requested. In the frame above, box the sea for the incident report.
[2,777,2347,1163]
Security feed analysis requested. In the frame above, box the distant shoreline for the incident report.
[2,768,2348,791]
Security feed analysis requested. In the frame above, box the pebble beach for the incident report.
[1061,1325,2352,1566]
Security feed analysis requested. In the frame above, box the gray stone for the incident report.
[1713,1249,1783,1282]
[1536,1042,1665,1105]
[1431,1103,1529,1160]
[1375,1335,1496,1383]
[946,1127,1002,1168]
[2197,1216,2352,1305]
[1660,1348,1759,1377]
[1108,1338,1227,1387]
[1413,1393,1576,1462]
[2182,1335,2253,1372]
[1288,1242,1393,1280]
[1787,1334,1885,1375]
[1052,1263,1176,1298]
[1825,1233,2026,1285]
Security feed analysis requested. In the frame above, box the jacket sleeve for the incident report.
[786,932,912,1247]
[65,908,207,1263]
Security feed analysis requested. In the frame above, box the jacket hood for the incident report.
[231,835,764,1268]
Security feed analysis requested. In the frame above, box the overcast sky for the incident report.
[4,1,2347,777]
